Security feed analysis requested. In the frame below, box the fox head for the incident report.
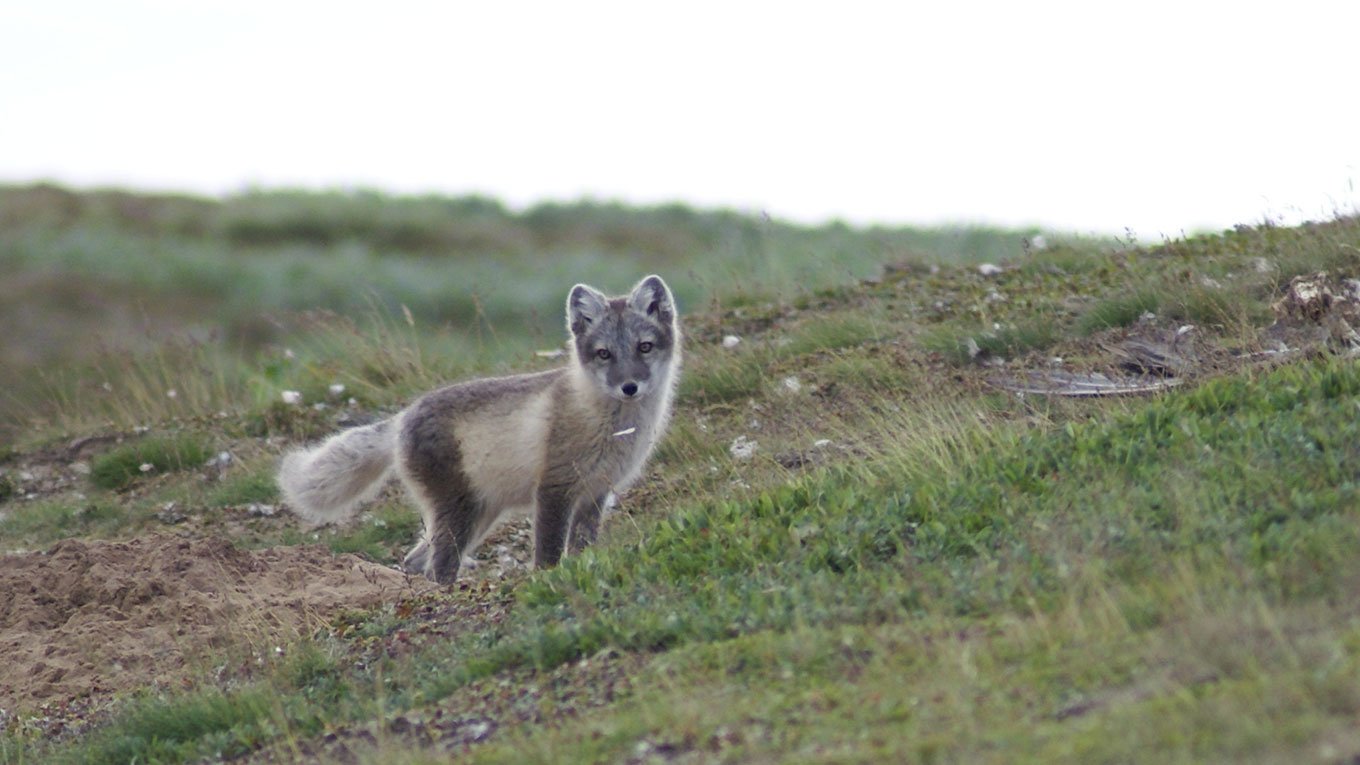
[566,275,680,402]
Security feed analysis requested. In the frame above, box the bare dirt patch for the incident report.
[0,534,433,716]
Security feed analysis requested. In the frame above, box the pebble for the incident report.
[729,436,758,460]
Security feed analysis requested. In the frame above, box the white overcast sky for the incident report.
[2,1,1357,237]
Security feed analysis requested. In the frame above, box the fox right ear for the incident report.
[566,284,608,338]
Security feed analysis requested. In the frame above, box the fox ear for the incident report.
[566,283,608,338]
[629,275,675,326]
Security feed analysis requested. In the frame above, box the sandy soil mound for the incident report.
[0,535,431,714]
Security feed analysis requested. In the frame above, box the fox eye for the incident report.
[638,341,654,353]
[595,348,612,360]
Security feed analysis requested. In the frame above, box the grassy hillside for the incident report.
[0,183,1054,444]
[1,194,1358,763]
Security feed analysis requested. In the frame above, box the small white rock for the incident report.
[812,438,831,448]
[466,720,492,741]
[781,376,802,394]
[1176,324,1196,337]
[281,390,302,405]
[166,389,178,399]
[328,383,346,396]
[139,463,154,473]
[722,335,742,349]
[729,436,758,461]
[977,263,1004,277]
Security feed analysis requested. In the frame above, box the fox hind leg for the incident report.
[427,496,487,584]
[400,409,484,584]
[401,537,431,576]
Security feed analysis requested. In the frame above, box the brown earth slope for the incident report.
[0,535,432,714]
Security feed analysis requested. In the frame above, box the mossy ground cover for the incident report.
[2,209,1359,764]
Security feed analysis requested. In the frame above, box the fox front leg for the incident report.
[567,493,611,555]
[534,482,574,568]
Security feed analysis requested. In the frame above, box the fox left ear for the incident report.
[629,275,675,326]
[567,283,609,338]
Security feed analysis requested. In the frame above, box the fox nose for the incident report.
[621,382,639,397]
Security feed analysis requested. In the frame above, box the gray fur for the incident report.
[276,275,681,584]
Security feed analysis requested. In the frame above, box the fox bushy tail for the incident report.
[278,417,397,526]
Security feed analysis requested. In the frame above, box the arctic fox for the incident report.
[278,275,681,584]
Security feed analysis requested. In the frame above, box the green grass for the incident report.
[67,688,277,764]
[778,314,885,357]
[0,500,127,549]
[921,319,1061,364]
[1076,288,1161,334]
[88,434,213,491]
[678,351,769,405]
[457,356,1360,763]
[815,349,918,390]
[469,596,1360,764]
[465,356,1360,666]
[319,502,424,563]
[51,642,349,765]
[1162,280,1273,330]
[207,465,280,507]
[25,354,1360,764]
